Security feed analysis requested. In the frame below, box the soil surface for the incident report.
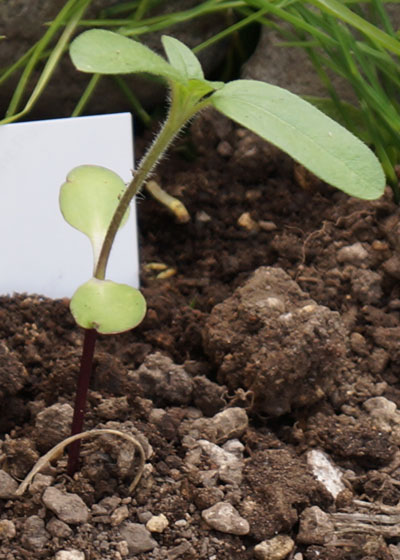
[2,109,400,560]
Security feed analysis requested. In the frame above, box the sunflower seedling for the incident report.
[61,30,386,475]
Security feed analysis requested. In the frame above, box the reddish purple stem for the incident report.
[67,328,98,476]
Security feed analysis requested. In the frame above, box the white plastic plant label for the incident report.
[0,113,139,298]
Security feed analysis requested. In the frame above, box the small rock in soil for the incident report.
[180,407,248,444]
[203,267,350,415]
[0,469,18,498]
[42,487,89,524]
[363,396,400,430]
[146,513,169,532]
[21,515,50,550]
[110,504,129,526]
[297,506,335,545]
[202,501,250,535]
[29,472,54,495]
[55,551,85,560]
[46,518,72,537]
[254,535,295,560]
[195,439,244,485]
[129,351,194,405]
[336,242,369,265]
[307,450,345,499]
[0,519,16,540]
[34,402,73,451]
[119,522,157,554]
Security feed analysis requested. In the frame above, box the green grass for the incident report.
[239,0,400,198]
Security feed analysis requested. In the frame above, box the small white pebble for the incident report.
[174,519,187,527]
[146,513,169,533]
[55,551,85,560]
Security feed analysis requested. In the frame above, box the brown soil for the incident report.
[1,109,400,559]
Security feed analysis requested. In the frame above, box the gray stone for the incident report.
[297,506,334,545]
[181,407,248,445]
[197,439,244,485]
[0,469,18,499]
[337,242,369,265]
[129,352,194,405]
[34,403,73,451]
[29,473,54,495]
[119,522,157,555]
[210,408,249,443]
[42,487,89,524]
[254,535,295,560]
[21,515,50,551]
[202,502,250,535]
[0,520,16,540]
[363,397,400,435]
[46,518,73,538]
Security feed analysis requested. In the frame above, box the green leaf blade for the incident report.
[70,278,146,334]
[161,35,203,81]
[211,80,385,200]
[70,29,180,81]
[59,165,129,269]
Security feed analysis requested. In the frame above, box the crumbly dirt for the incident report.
[2,109,400,559]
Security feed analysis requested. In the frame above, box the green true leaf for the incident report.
[303,96,372,145]
[161,35,204,81]
[211,80,385,200]
[59,165,129,270]
[70,278,146,334]
[70,29,180,81]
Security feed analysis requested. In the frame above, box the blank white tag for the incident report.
[0,113,139,298]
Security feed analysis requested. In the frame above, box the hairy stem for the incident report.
[94,84,210,280]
